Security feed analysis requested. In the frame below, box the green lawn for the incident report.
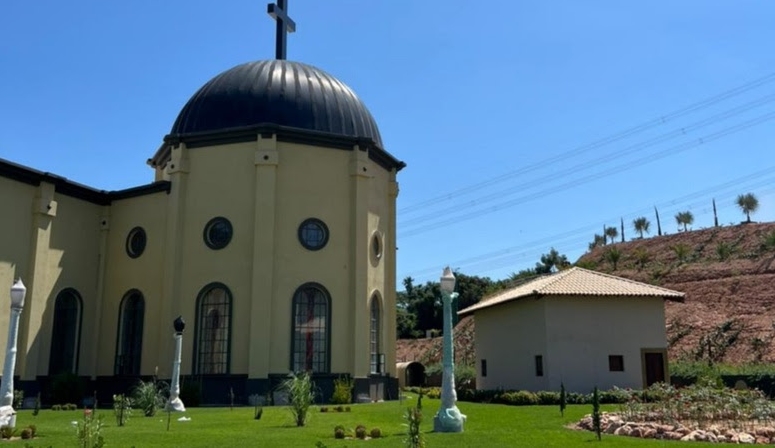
[13,398,705,447]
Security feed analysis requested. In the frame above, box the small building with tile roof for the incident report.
[458,267,684,393]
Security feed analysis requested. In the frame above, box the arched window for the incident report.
[291,284,330,373]
[115,290,145,375]
[49,289,82,375]
[194,283,232,374]
[369,294,382,374]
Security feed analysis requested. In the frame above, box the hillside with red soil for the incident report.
[577,222,775,364]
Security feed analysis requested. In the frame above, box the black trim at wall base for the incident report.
[15,374,398,407]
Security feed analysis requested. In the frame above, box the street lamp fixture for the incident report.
[433,267,467,433]
[166,316,186,412]
[0,278,27,427]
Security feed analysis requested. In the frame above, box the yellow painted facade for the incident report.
[0,132,400,403]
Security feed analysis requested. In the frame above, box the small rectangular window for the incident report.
[609,355,624,372]
[535,355,544,377]
[481,359,488,377]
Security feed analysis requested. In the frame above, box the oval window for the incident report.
[203,217,233,250]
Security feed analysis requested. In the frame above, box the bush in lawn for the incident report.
[280,371,316,427]
[355,424,367,439]
[13,389,24,410]
[333,425,346,439]
[33,392,41,417]
[0,426,16,439]
[370,427,382,438]
[132,378,168,417]
[536,390,560,405]
[498,390,538,406]
[560,383,567,416]
[20,427,32,439]
[76,413,105,448]
[330,376,353,404]
[112,394,132,426]
[27,424,37,438]
[591,387,601,441]
[404,407,425,448]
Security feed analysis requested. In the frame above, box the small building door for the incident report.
[642,350,666,387]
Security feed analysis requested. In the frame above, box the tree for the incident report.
[632,217,650,239]
[604,226,618,244]
[675,211,694,232]
[736,193,759,223]
[604,248,621,270]
[535,248,570,274]
[588,234,605,251]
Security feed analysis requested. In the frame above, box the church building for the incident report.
[0,1,404,404]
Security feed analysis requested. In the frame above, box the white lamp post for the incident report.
[0,279,27,428]
[166,316,186,412]
[433,267,466,433]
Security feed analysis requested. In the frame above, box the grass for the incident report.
[13,397,709,447]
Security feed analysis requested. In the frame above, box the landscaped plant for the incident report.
[76,413,105,448]
[280,371,316,427]
[132,378,168,417]
[560,383,567,416]
[355,424,367,439]
[13,389,23,410]
[370,427,382,438]
[716,241,733,260]
[20,427,32,439]
[672,243,691,263]
[32,392,40,417]
[333,425,346,439]
[0,425,16,439]
[591,387,601,441]
[604,248,621,270]
[675,210,694,232]
[632,216,650,239]
[112,394,132,426]
[331,376,353,404]
[736,192,759,223]
[404,406,425,448]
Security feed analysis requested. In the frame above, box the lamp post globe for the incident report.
[0,278,27,427]
[433,267,466,433]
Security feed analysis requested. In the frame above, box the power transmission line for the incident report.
[400,71,775,215]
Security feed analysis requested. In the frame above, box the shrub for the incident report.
[0,425,16,439]
[76,414,105,448]
[591,387,601,441]
[355,424,367,439]
[344,406,351,412]
[370,427,382,438]
[20,428,32,439]
[27,424,36,437]
[333,425,346,439]
[535,390,560,405]
[132,378,167,417]
[404,407,424,448]
[560,383,567,416]
[52,404,62,411]
[498,390,538,406]
[599,387,631,404]
[32,392,41,416]
[320,406,328,412]
[280,371,315,427]
[13,389,24,410]
[254,406,263,420]
[330,376,353,405]
[112,394,132,427]
[334,405,343,412]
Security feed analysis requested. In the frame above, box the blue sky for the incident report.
[2,1,774,287]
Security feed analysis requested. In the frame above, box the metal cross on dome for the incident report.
[267,0,296,60]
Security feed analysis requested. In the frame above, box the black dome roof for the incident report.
[170,60,383,147]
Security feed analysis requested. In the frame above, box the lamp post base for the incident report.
[166,397,186,413]
[433,405,466,433]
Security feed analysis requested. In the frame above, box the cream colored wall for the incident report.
[99,192,168,376]
[475,298,548,391]
[544,296,667,393]
[0,178,36,370]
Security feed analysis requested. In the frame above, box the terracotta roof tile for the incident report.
[458,267,684,316]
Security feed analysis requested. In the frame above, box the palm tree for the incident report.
[736,193,759,223]
[604,226,618,245]
[632,217,651,239]
[588,234,606,250]
[675,211,694,232]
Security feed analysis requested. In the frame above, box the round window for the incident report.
[371,232,383,265]
[203,217,233,250]
[298,218,329,251]
[126,227,147,258]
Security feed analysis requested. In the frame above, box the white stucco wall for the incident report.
[544,295,667,393]
[474,298,548,391]
[472,294,668,393]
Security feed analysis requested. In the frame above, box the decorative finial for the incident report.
[267,0,296,60]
